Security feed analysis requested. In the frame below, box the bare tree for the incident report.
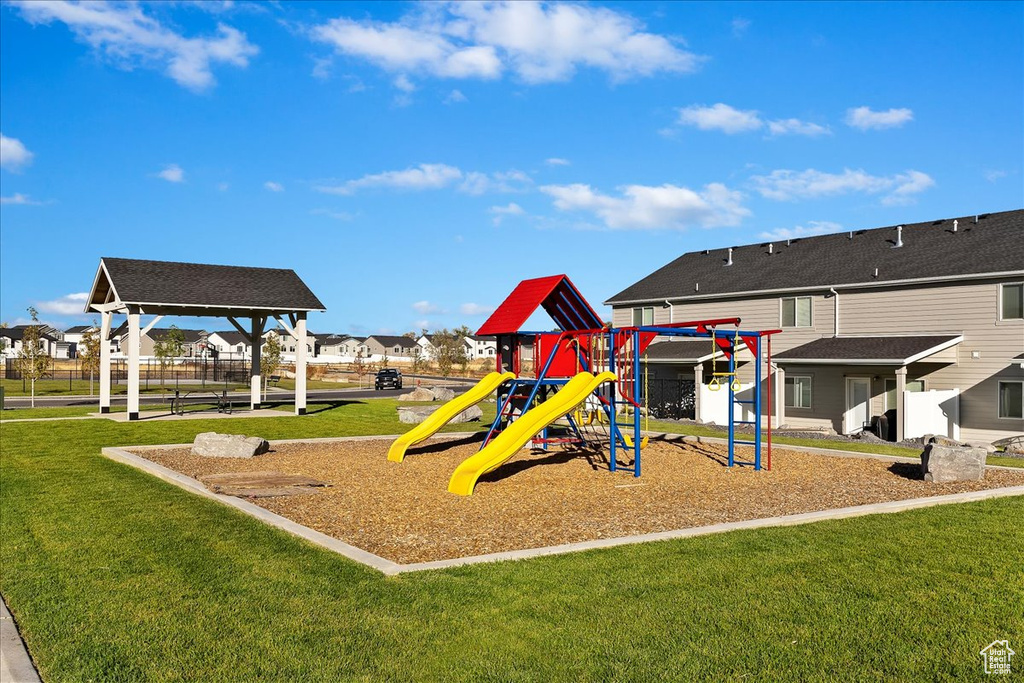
[429,329,467,378]
[153,326,185,390]
[17,307,50,408]
[260,331,282,401]
[80,322,101,396]
[349,351,370,388]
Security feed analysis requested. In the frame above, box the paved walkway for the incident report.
[1,596,41,683]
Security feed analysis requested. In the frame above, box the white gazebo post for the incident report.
[250,316,265,410]
[692,362,703,422]
[295,312,307,415]
[127,306,141,420]
[99,311,112,413]
[895,366,907,442]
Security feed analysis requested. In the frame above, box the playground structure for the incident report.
[388,275,781,495]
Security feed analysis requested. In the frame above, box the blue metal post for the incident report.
[727,340,736,467]
[754,335,762,470]
[608,329,616,472]
[481,379,518,449]
[523,334,566,414]
[632,329,641,477]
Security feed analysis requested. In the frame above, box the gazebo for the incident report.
[85,257,326,420]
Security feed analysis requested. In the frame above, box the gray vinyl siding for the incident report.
[612,275,1024,440]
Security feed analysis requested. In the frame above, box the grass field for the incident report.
[1,377,247,397]
[2,400,1022,680]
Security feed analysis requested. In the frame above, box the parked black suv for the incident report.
[374,368,403,390]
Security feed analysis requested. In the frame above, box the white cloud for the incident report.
[731,18,751,37]
[545,157,571,166]
[540,182,749,230]
[766,118,831,137]
[759,221,843,241]
[844,106,914,130]
[310,208,354,221]
[444,89,467,104]
[0,134,34,171]
[14,0,258,91]
[394,73,416,92]
[413,319,431,330]
[264,181,284,192]
[311,2,700,85]
[489,201,525,225]
[677,103,762,134]
[983,169,1008,183]
[460,303,495,316]
[311,56,332,80]
[216,181,230,191]
[317,163,462,195]
[0,193,43,205]
[156,163,185,183]
[751,167,935,205]
[412,301,443,314]
[36,292,89,316]
[316,163,530,195]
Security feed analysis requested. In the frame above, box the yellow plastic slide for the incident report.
[387,371,516,463]
[448,371,616,496]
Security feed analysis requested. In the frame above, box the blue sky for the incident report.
[1,1,1021,335]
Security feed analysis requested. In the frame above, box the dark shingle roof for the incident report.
[606,210,1024,304]
[367,335,417,348]
[65,325,93,334]
[775,335,961,364]
[1,327,57,341]
[210,331,250,346]
[147,328,206,344]
[100,258,325,311]
[644,340,718,362]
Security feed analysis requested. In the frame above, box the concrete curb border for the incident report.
[1,595,41,683]
[102,435,1024,576]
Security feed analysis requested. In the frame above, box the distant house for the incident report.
[207,331,252,358]
[118,328,208,358]
[0,325,58,359]
[316,334,361,357]
[364,335,417,359]
[605,209,1024,442]
[262,327,315,357]
[417,333,497,361]
[64,325,119,356]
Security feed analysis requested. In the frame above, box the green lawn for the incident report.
[2,402,1022,680]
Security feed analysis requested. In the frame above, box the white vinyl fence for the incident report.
[903,388,960,440]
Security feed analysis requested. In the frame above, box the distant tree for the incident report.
[379,349,389,370]
[17,307,50,408]
[153,326,185,389]
[0,321,7,355]
[430,328,468,378]
[261,331,282,401]
[410,345,425,373]
[350,351,370,387]
[454,325,473,375]
[80,322,101,396]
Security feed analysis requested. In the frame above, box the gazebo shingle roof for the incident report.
[96,257,325,311]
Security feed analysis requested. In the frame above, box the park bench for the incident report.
[269,375,282,386]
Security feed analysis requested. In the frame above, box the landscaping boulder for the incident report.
[397,404,482,424]
[398,387,436,402]
[431,386,456,402]
[921,443,985,482]
[192,432,270,459]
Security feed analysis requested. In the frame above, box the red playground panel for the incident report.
[534,333,585,378]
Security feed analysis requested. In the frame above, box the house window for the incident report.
[1000,283,1023,320]
[781,297,812,327]
[785,376,812,408]
[236,345,243,353]
[631,307,654,326]
[884,379,925,411]
[998,381,1023,419]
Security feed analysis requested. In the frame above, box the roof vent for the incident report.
[873,267,879,278]
[768,243,774,254]
[974,214,979,223]
[892,225,904,248]
[953,219,958,233]
[848,231,853,240]
[725,248,733,266]
[695,282,700,292]
[786,238,791,246]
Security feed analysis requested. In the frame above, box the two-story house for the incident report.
[605,210,1024,443]
[363,335,417,360]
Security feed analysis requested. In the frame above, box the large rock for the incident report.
[398,387,436,402]
[921,444,985,482]
[397,404,483,424]
[431,386,456,402]
[192,432,270,459]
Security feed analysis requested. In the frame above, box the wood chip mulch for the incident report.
[139,437,1024,564]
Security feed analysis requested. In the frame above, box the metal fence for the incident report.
[4,357,251,391]
[646,378,696,420]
